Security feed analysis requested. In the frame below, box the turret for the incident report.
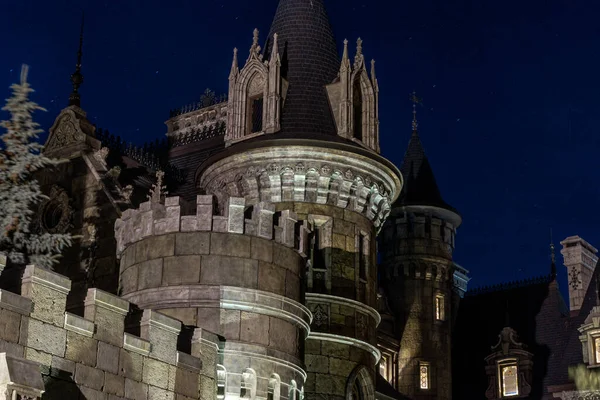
[379,95,464,400]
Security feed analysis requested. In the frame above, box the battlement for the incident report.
[115,195,312,260]
[0,264,220,399]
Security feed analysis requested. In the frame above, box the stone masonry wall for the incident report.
[115,195,310,399]
[0,265,219,400]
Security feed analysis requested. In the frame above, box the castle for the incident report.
[1,1,600,399]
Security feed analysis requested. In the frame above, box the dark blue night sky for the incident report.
[2,0,597,296]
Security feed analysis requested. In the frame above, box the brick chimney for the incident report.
[560,236,599,316]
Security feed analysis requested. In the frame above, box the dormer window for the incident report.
[248,94,264,134]
[498,359,519,397]
[353,79,363,141]
[435,293,445,321]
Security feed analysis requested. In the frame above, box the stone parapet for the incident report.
[0,264,217,400]
[115,195,310,258]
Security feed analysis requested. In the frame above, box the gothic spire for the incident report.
[340,39,350,71]
[409,91,422,135]
[229,48,239,80]
[354,37,364,69]
[263,0,339,136]
[69,12,85,107]
[370,59,378,89]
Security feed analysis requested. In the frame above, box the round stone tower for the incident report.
[379,117,462,399]
[194,0,402,399]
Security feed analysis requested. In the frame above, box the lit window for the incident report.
[435,294,445,321]
[419,363,429,389]
[498,360,519,397]
[379,357,387,379]
[595,337,600,364]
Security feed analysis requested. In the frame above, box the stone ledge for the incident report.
[64,312,95,337]
[0,289,32,315]
[84,288,130,315]
[177,351,202,372]
[22,264,71,295]
[307,332,381,363]
[123,333,151,356]
[305,293,380,327]
[141,309,181,335]
[220,345,307,382]
[192,328,220,352]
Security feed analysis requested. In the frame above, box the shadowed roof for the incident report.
[263,0,340,136]
[394,130,459,214]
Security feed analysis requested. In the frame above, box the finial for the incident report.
[270,33,279,62]
[248,28,261,60]
[340,39,350,72]
[69,11,85,107]
[410,91,422,134]
[550,228,557,278]
[229,47,239,79]
[354,38,363,68]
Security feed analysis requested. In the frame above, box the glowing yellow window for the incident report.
[435,294,445,321]
[419,363,429,389]
[595,337,600,364]
[500,364,519,397]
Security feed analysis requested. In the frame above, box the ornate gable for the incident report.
[44,106,99,158]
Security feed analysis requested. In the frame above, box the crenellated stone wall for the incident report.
[115,195,310,399]
[0,264,219,400]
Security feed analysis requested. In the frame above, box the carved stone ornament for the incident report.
[36,185,73,234]
[570,267,582,290]
[93,147,110,169]
[45,110,85,152]
[312,304,329,327]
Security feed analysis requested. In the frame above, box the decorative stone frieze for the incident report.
[197,143,401,230]
[44,105,100,159]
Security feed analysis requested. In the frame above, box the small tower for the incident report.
[379,94,462,399]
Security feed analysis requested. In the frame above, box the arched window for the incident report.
[346,365,375,400]
[353,79,363,141]
[217,365,227,400]
[289,380,297,400]
[241,368,257,399]
[268,374,281,400]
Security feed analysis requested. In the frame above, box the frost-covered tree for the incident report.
[0,65,73,270]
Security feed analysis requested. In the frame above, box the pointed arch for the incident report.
[289,380,298,400]
[241,368,257,399]
[349,68,377,150]
[345,365,375,400]
[268,373,281,400]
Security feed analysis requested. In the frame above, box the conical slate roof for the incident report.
[395,131,459,214]
[264,0,340,136]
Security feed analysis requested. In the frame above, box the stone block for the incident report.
[24,347,51,369]
[0,308,22,342]
[285,270,301,301]
[148,385,174,400]
[160,308,197,326]
[50,355,75,378]
[75,362,105,390]
[175,232,210,255]
[64,312,95,337]
[305,339,321,355]
[198,375,216,400]
[240,312,269,346]
[273,245,301,274]
[0,339,23,357]
[84,288,129,347]
[25,318,66,357]
[97,341,120,374]
[21,265,71,327]
[251,237,274,263]
[79,385,109,400]
[329,357,355,376]
[135,234,175,263]
[257,262,286,295]
[138,258,164,290]
[163,255,201,286]
[268,317,298,355]
[143,357,170,389]
[0,289,32,315]
[315,373,345,396]
[125,378,149,400]
[173,366,199,397]
[140,309,182,364]
[65,330,98,366]
[119,348,143,380]
[194,308,220,341]
[200,255,258,289]
[220,310,241,340]
[305,354,329,373]
[225,197,245,234]
[105,373,126,397]
[210,232,251,258]
[120,264,138,295]
[124,333,151,356]
[321,342,350,359]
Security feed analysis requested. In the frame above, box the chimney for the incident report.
[561,236,599,316]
